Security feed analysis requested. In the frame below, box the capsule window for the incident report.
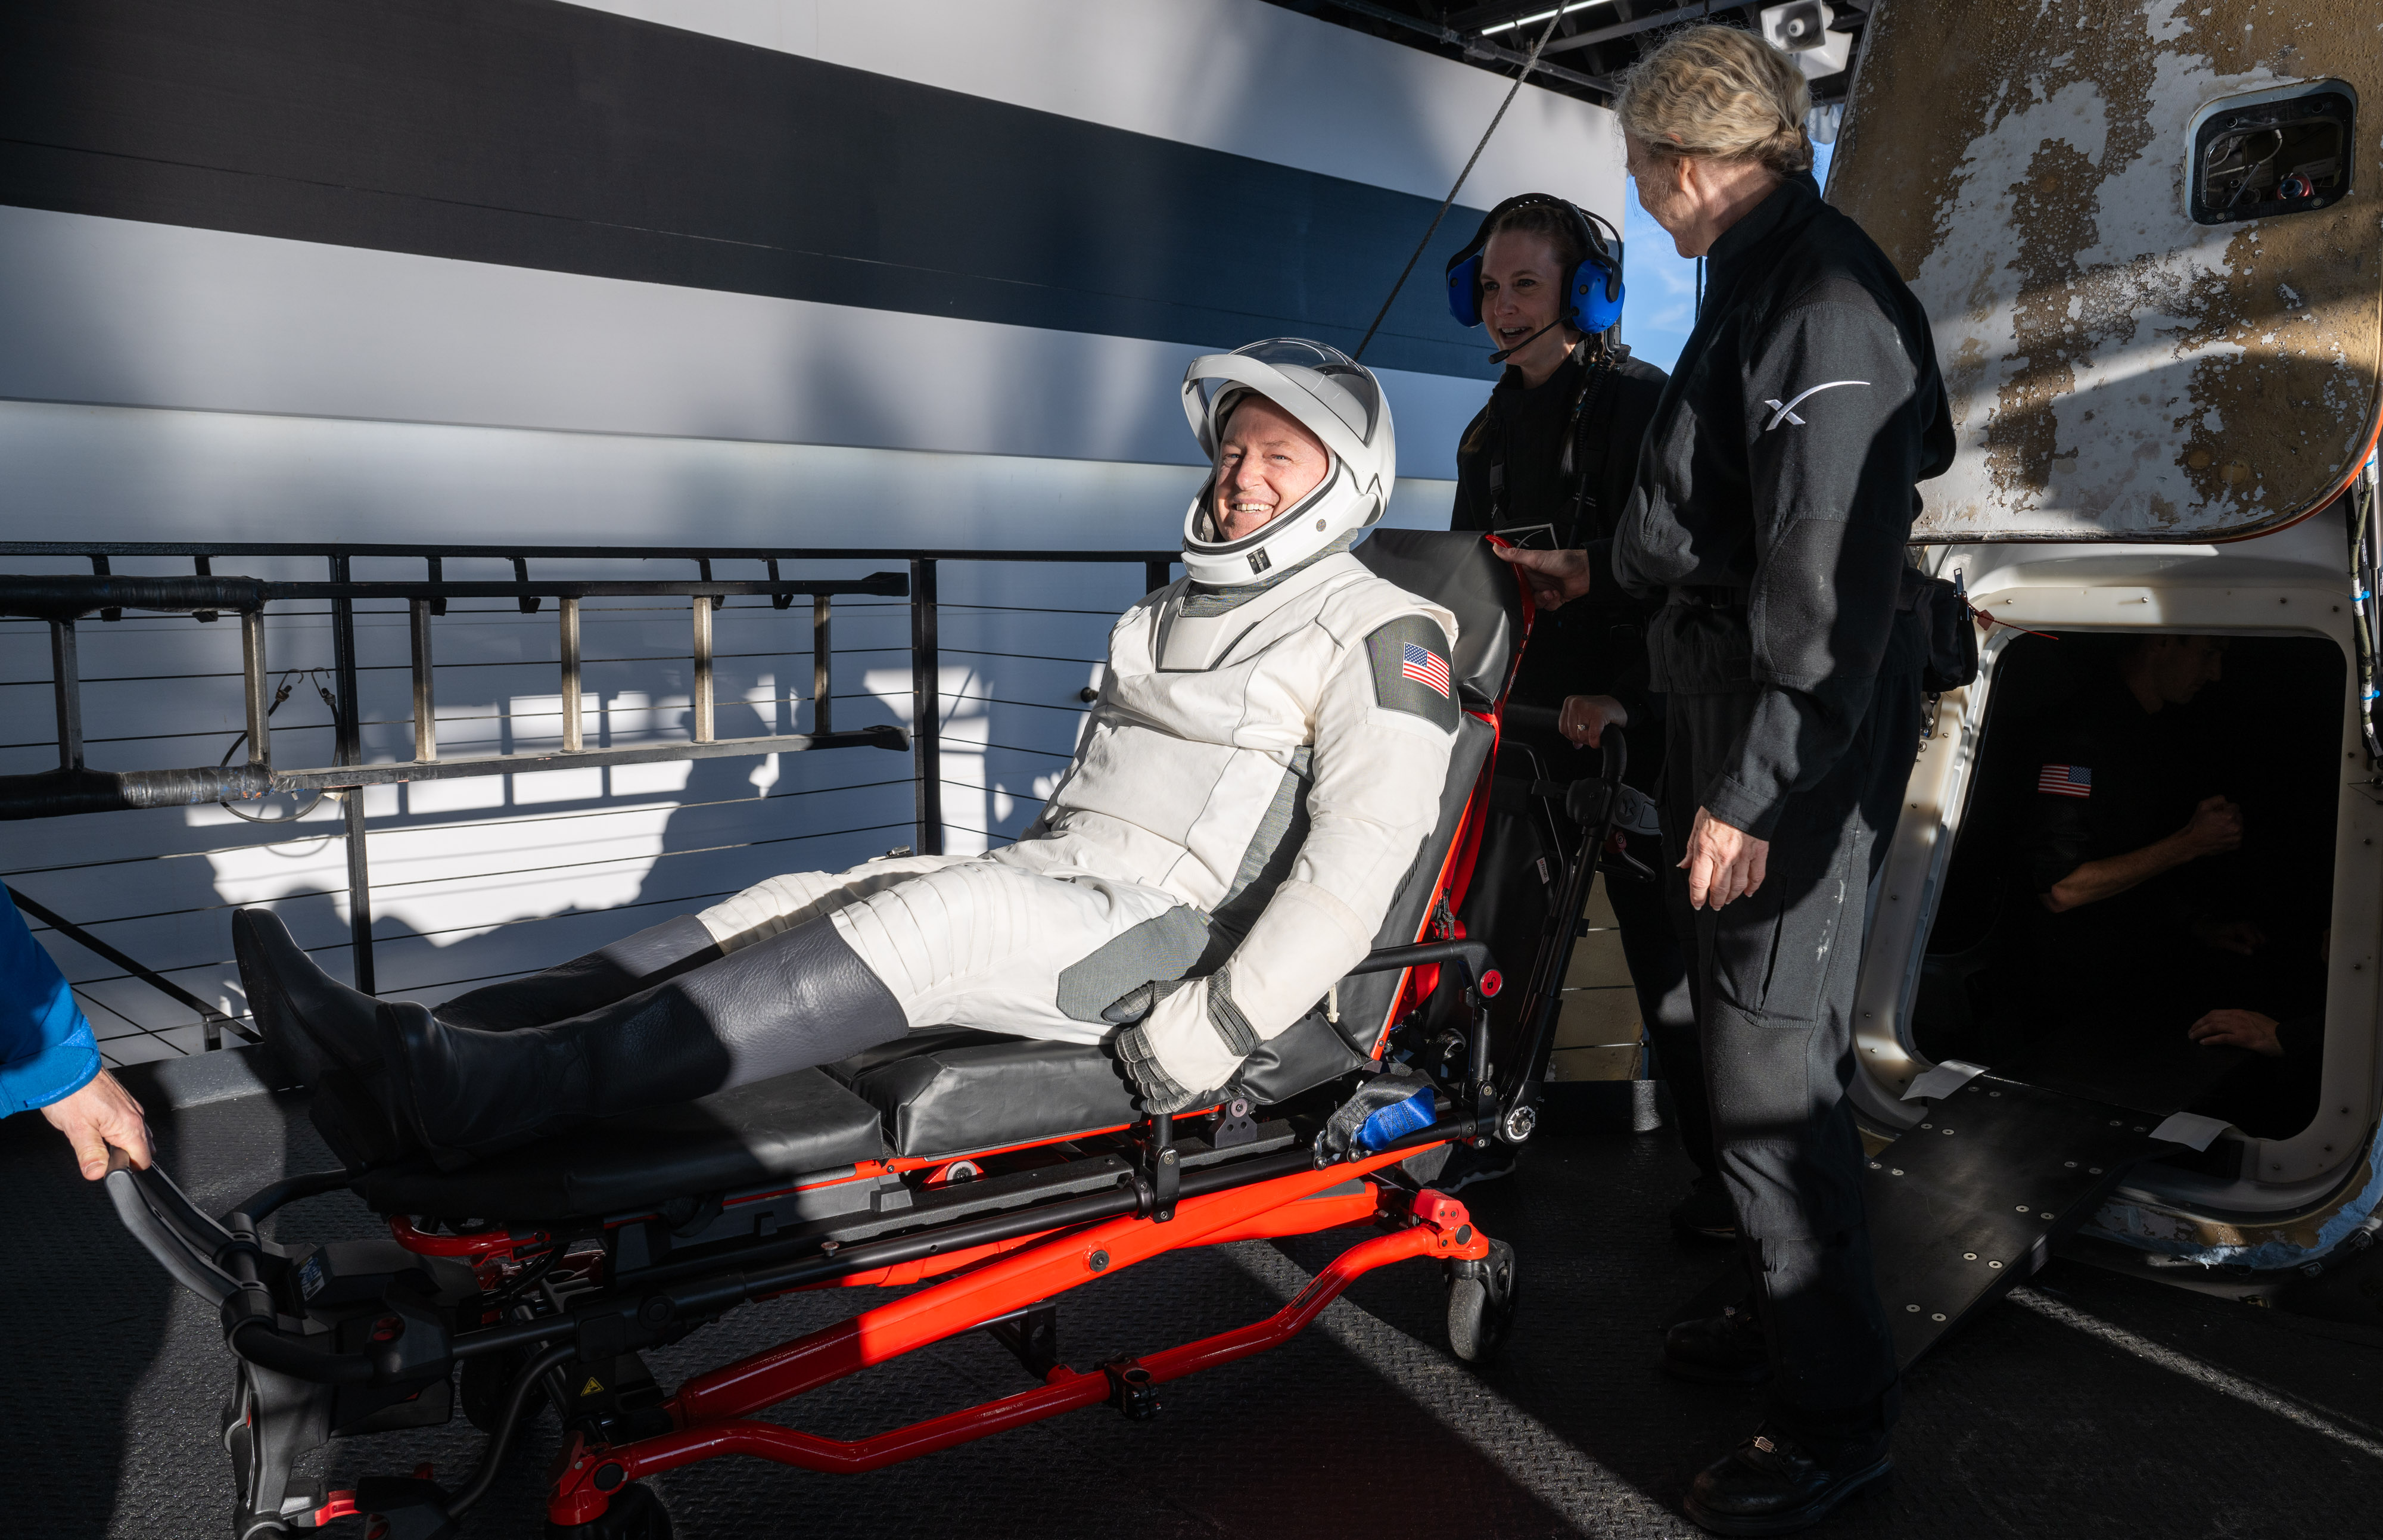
[2191,83,2355,225]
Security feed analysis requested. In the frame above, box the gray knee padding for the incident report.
[1054,905,1213,1025]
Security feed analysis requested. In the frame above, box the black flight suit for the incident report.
[1448,339,1687,1100]
[2008,671,2325,1131]
[2011,673,2221,1041]
[1596,175,1955,1458]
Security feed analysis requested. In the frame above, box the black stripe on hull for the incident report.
[0,0,1499,379]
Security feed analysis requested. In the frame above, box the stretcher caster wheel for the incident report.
[1445,1237,1517,1366]
[545,1481,671,1540]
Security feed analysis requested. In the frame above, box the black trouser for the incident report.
[1608,825,1702,1166]
[1662,673,1920,1457]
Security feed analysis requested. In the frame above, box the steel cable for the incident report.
[1352,6,1569,362]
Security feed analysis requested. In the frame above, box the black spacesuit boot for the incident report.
[231,908,412,1167]
[429,914,724,1031]
[375,916,910,1163]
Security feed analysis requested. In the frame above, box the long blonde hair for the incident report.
[1613,26,1812,175]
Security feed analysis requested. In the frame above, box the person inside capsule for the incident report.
[2015,635,2261,1040]
[237,340,1466,1169]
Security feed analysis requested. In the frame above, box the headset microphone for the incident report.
[1487,317,1568,365]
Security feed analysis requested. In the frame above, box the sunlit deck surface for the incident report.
[8,1075,2378,1539]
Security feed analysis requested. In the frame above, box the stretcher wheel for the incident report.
[545,1480,672,1540]
[1445,1237,1517,1365]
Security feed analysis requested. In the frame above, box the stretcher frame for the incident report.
[108,934,1525,1540]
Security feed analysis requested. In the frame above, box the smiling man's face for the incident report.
[1212,395,1331,542]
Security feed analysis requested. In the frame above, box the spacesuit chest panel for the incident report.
[1031,562,1366,906]
[1152,555,1370,673]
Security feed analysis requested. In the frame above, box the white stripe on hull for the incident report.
[0,205,1491,491]
[0,396,1452,550]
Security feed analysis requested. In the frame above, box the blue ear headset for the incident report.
[1443,194,1626,339]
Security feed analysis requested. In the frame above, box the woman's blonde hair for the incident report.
[1613,26,1813,175]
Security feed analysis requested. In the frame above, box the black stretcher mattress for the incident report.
[358,1065,888,1221]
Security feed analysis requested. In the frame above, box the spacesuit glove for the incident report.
[1315,1062,1437,1165]
[1114,1022,1215,1116]
[1101,975,1192,1025]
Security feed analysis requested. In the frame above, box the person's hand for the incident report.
[1558,693,1629,748]
[38,1070,152,1181]
[2191,918,2268,956]
[2174,795,2244,859]
[2188,1009,2284,1057]
[1679,806,1769,910]
[1492,546,1592,610]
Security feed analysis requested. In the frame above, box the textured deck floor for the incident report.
[6,1087,2380,1540]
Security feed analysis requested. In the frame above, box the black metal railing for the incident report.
[2,539,1175,1060]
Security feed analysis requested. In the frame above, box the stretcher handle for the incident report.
[104,1151,240,1305]
[223,1321,376,1385]
[1348,938,1500,995]
[1501,702,1560,735]
[102,1154,402,1386]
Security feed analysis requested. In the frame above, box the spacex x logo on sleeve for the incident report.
[1762,380,1868,430]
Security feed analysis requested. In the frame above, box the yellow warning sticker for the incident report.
[579,1377,605,1398]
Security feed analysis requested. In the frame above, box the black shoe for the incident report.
[1664,1302,1771,1385]
[1684,1429,1890,1536]
[234,909,385,1084]
[232,909,413,1166]
[1670,1174,1738,1243]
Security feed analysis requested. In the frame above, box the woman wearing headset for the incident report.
[1443,196,1706,1220]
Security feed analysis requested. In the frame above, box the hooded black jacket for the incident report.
[1600,175,1954,839]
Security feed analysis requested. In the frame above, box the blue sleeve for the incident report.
[0,886,103,1118]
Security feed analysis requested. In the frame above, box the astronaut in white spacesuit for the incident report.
[239,340,1461,1162]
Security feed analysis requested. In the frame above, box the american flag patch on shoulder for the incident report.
[1364,616,1460,731]
[2037,764,2092,798]
[1400,641,1451,698]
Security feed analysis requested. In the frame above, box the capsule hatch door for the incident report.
[1829,0,2383,543]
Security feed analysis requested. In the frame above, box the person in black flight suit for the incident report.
[1497,27,1953,1535]
[1436,193,1700,1211]
[2001,633,2329,1132]
[2012,634,2248,1041]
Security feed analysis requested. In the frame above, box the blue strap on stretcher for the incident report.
[1354,1085,1438,1153]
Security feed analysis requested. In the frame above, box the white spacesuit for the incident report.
[694,340,1459,1102]
[242,340,1463,1158]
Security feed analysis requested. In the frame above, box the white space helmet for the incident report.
[1179,338,1396,585]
